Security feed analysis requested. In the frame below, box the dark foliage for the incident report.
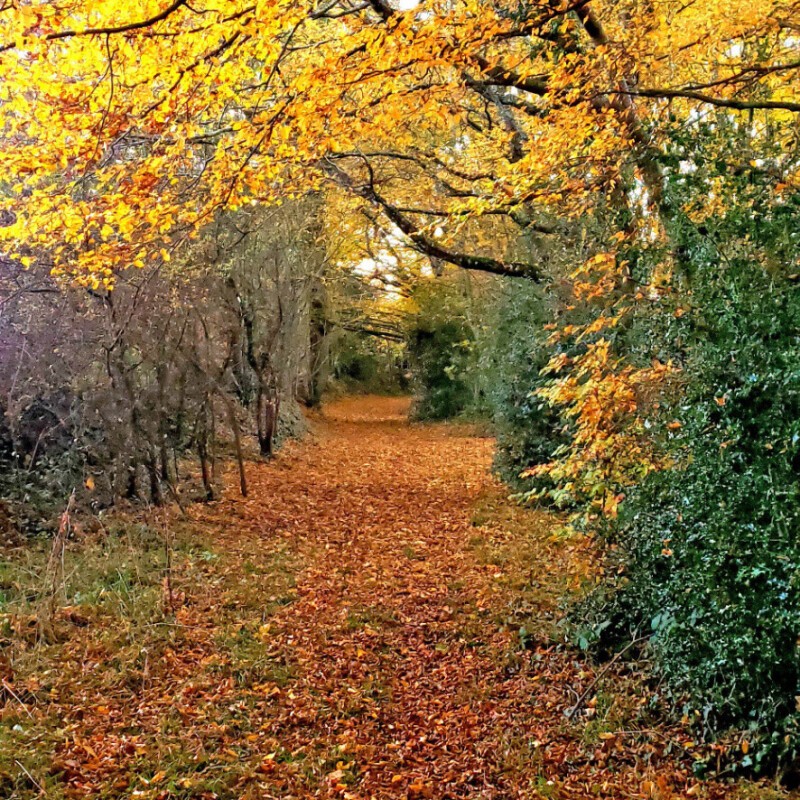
[582,126,800,773]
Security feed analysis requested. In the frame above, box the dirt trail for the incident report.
[186,396,706,799]
[22,396,727,799]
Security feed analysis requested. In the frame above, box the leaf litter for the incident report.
[0,397,780,799]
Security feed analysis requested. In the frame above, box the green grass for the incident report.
[345,604,397,631]
[0,511,304,800]
[213,623,297,687]
[0,520,170,620]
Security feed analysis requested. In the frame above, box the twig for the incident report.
[145,621,207,629]
[162,516,174,612]
[15,760,44,794]
[40,489,75,631]
[2,679,34,719]
[566,634,651,720]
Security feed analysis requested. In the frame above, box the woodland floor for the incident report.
[0,397,789,799]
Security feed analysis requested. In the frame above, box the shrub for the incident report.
[407,278,477,420]
[476,282,566,493]
[408,319,475,420]
[580,134,800,771]
[331,331,407,395]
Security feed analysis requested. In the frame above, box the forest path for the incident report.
[181,395,707,799]
[36,396,720,799]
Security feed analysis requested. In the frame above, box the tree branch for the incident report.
[366,0,393,21]
[365,184,543,280]
[321,157,543,280]
[606,87,800,114]
[0,0,190,53]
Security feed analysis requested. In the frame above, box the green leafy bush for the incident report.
[408,319,475,420]
[582,129,800,772]
[407,279,477,420]
[477,282,566,493]
[331,331,407,395]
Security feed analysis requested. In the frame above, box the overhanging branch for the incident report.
[364,184,543,281]
[0,0,192,52]
[322,156,546,281]
[606,87,800,114]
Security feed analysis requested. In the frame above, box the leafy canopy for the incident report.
[1,0,798,286]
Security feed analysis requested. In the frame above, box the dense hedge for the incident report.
[406,280,477,421]
[476,282,566,494]
[581,129,800,772]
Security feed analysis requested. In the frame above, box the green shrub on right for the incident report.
[580,126,800,773]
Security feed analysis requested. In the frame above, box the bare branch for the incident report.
[0,0,190,53]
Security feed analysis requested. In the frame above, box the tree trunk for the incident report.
[256,376,279,458]
[308,315,330,407]
[148,450,163,506]
[221,394,248,497]
[196,402,216,501]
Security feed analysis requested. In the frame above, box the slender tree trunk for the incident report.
[157,362,171,486]
[125,462,139,500]
[198,436,214,501]
[148,450,163,506]
[256,380,279,458]
[198,443,213,501]
[221,394,248,497]
[210,400,218,489]
[308,295,331,407]
[196,402,216,501]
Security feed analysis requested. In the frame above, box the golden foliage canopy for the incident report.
[0,0,798,284]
